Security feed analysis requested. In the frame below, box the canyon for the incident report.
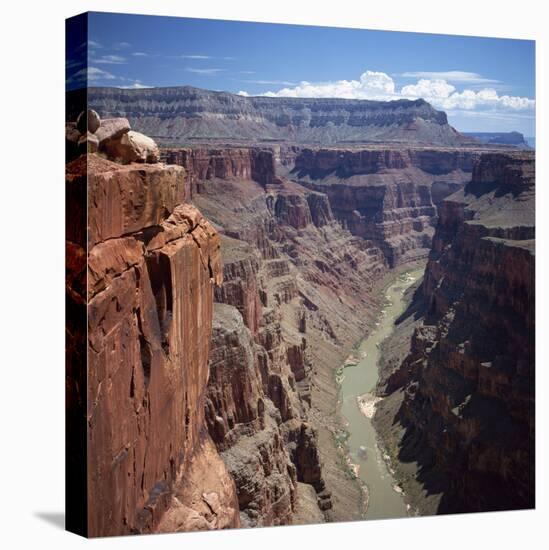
[374,151,535,514]
[66,97,534,535]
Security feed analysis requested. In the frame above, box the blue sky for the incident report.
[66,12,536,135]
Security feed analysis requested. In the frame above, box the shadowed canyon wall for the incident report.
[374,151,535,514]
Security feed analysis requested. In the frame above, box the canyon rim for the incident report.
[65,11,535,537]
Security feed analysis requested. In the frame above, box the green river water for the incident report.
[338,267,424,520]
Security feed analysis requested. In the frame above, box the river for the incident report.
[337,267,424,520]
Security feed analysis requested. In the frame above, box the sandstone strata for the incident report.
[374,151,535,514]
[66,153,239,536]
[165,147,389,523]
[83,85,473,146]
[285,147,480,267]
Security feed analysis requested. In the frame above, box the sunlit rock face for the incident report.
[160,145,389,524]
[66,153,239,537]
[84,86,472,146]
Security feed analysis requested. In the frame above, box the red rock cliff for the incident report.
[180,152,388,524]
[66,154,240,537]
[287,147,480,267]
[161,147,276,196]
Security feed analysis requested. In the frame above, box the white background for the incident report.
[0,0,546,548]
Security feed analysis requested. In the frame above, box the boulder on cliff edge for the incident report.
[102,130,160,164]
[76,108,101,134]
[95,117,131,144]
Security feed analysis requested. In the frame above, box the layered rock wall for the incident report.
[84,86,473,146]
[161,147,276,196]
[181,154,388,524]
[289,147,479,266]
[375,152,535,514]
[66,153,240,536]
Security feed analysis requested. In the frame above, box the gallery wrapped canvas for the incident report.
[65,11,535,538]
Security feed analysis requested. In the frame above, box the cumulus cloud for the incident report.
[440,89,535,110]
[263,71,396,100]
[401,81,535,111]
[252,70,534,113]
[401,79,455,100]
[117,81,153,89]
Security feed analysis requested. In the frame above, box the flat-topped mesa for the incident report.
[66,145,240,536]
[287,147,479,267]
[375,150,535,515]
[463,131,530,148]
[83,85,471,146]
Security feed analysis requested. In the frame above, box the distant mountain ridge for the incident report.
[463,131,530,148]
[75,86,474,147]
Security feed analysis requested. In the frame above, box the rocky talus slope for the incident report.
[283,147,480,267]
[374,151,535,514]
[81,86,473,146]
[66,120,242,535]
[165,147,391,524]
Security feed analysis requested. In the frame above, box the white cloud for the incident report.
[185,67,225,75]
[92,55,126,65]
[117,81,153,89]
[180,54,212,59]
[263,71,396,100]
[113,41,131,50]
[237,91,249,96]
[175,54,235,61]
[66,67,116,85]
[132,52,149,57]
[86,67,116,81]
[401,79,455,99]
[253,70,534,113]
[400,71,500,84]
[66,59,84,70]
[87,40,102,49]
[439,88,535,111]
